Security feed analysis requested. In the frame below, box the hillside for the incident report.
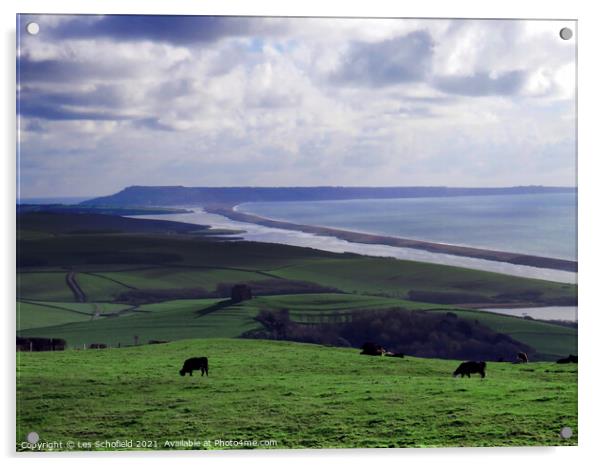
[18,294,577,360]
[82,185,576,207]
[16,338,577,450]
[17,212,577,360]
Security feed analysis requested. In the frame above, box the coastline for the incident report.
[205,204,577,273]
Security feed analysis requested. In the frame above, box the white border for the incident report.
[3,1,601,465]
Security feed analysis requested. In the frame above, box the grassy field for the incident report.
[17,212,576,306]
[425,309,577,360]
[17,301,135,331]
[18,272,74,302]
[268,257,576,301]
[16,338,577,450]
[93,267,272,291]
[17,301,93,330]
[17,293,577,359]
[16,212,578,450]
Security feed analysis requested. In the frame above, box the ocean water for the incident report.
[238,193,577,261]
[134,208,576,284]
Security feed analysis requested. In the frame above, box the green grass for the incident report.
[19,298,230,347]
[94,266,271,291]
[426,309,577,360]
[75,274,132,302]
[17,293,576,358]
[25,301,132,315]
[17,301,93,330]
[16,338,577,450]
[17,227,576,305]
[17,272,74,302]
[268,257,575,301]
[17,301,135,330]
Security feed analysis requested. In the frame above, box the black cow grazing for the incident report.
[516,352,529,363]
[179,357,209,376]
[89,343,107,349]
[453,361,486,378]
[556,354,578,364]
[360,342,386,356]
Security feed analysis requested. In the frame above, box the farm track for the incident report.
[66,272,86,303]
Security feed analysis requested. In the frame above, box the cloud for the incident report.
[48,15,285,45]
[330,31,434,87]
[16,16,577,197]
[18,84,134,121]
[17,56,142,83]
[434,70,528,96]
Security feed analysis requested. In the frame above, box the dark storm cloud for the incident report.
[20,84,125,108]
[18,56,141,83]
[18,85,132,121]
[49,15,284,45]
[434,70,527,96]
[18,101,131,121]
[19,102,130,121]
[331,31,434,87]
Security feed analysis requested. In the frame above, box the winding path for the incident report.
[66,271,86,303]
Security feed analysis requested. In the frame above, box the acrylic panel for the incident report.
[16,14,577,451]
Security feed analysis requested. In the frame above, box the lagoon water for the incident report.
[480,306,578,322]
[238,192,577,261]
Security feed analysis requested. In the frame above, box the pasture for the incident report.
[17,293,577,359]
[16,212,579,450]
[16,338,577,450]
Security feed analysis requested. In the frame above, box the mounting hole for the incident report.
[559,27,573,41]
[560,426,573,439]
[26,22,40,36]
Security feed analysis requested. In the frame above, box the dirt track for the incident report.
[66,271,86,303]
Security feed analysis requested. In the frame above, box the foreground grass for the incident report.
[17,338,577,450]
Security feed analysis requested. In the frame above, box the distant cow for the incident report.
[360,342,386,356]
[556,354,578,364]
[453,361,486,378]
[516,352,529,364]
[89,343,107,349]
[179,357,209,377]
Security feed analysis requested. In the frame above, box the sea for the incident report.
[134,193,577,285]
[237,192,577,261]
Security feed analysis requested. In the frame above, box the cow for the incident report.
[360,342,386,356]
[516,352,529,364]
[89,343,107,349]
[453,361,486,378]
[179,357,209,377]
[556,354,578,364]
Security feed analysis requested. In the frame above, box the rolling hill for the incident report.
[16,338,577,450]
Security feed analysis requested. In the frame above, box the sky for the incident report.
[17,15,576,198]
